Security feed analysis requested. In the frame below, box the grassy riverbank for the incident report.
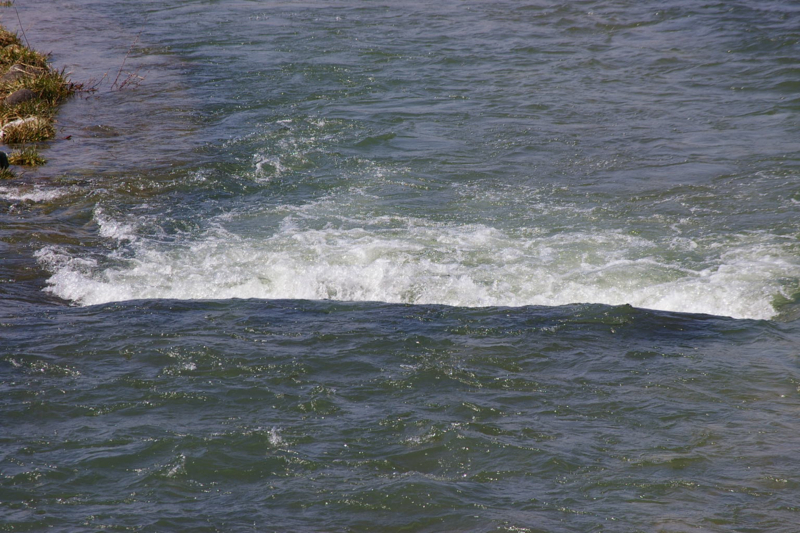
[0,23,76,176]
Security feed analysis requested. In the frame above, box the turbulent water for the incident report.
[2,1,800,531]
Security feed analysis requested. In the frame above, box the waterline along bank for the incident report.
[0,22,76,175]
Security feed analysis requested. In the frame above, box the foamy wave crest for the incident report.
[94,206,139,242]
[0,186,71,203]
[35,211,799,319]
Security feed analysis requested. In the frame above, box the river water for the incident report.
[2,1,799,531]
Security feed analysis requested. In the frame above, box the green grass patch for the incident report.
[8,145,45,166]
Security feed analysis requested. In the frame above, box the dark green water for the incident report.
[2,1,799,531]
[4,300,800,532]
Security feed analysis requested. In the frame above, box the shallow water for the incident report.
[2,1,800,531]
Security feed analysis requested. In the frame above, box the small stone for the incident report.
[0,64,45,84]
[4,88,36,106]
[0,70,24,84]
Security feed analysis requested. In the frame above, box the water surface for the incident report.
[2,1,799,531]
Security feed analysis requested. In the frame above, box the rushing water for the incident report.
[2,1,799,531]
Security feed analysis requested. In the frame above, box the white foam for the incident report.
[0,186,70,203]
[268,427,283,446]
[35,206,799,319]
[253,153,285,180]
[93,206,139,242]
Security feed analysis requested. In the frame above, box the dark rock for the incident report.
[0,151,7,169]
[4,88,36,106]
